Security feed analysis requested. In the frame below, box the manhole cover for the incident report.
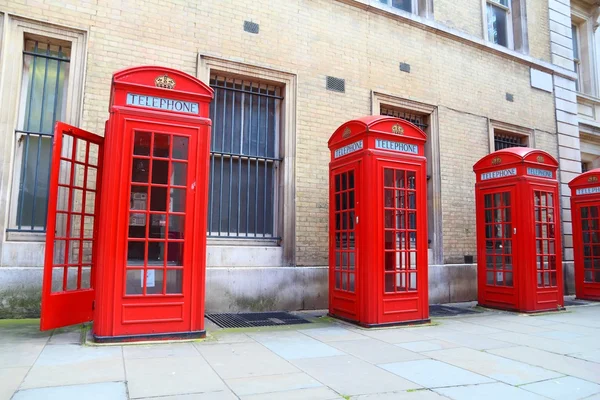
[429,305,479,317]
[206,312,311,328]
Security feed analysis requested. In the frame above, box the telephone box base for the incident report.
[93,330,206,344]
[328,313,431,328]
[477,303,565,314]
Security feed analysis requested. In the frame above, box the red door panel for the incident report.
[41,122,104,331]
[476,186,518,310]
[329,162,360,321]
[377,160,428,324]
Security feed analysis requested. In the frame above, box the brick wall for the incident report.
[0,0,558,266]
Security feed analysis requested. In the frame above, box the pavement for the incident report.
[1,300,600,400]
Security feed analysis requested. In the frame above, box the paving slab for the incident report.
[438,320,504,335]
[379,359,493,388]
[299,326,369,342]
[0,367,29,400]
[533,330,586,341]
[488,331,588,355]
[396,340,460,353]
[249,331,344,360]
[351,389,449,399]
[241,386,342,400]
[357,328,426,344]
[434,382,546,400]
[126,355,226,399]
[292,355,420,395]
[425,347,563,385]
[226,372,322,396]
[568,349,600,363]
[20,344,124,389]
[135,391,238,400]
[329,338,427,364]
[47,330,82,345]
[196,342,298,379]
[123,342,198,359]
[420,329,515,350]
[0,342,45,368]
[0,322,52,345]
[488,346,600,384]
[203,332,254,344]
[12,381,127,400]
[459,318,551,334]
[520,376,600,400]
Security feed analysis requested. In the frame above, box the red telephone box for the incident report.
[41,66,214,342]
[473,148,564,312]
[328,116,429,327]
[569,168,600,301]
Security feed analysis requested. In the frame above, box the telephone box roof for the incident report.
[473,147,558,171]
[328,115,427,147]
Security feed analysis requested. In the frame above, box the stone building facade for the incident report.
[0,0,595,316]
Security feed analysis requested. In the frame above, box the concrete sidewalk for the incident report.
[1,301,600,400]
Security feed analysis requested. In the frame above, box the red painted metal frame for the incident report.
[473,148,564,312]
[569,168,600,301]
[41,122,104,331]
[328,116,429,327]
[92,66,213,342]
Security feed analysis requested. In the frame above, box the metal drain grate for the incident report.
[429,305,480,317]
[564,299,592,306]
[206,312,311,328]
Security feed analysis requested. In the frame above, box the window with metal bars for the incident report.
[380,106,429,131]
[11,37,71,232]
[582,161,591,173]
[208,75,282,239]
[494,131,528,151]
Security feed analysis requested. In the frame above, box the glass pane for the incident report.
[341,173,347,190]
[130,186,148,210]
[132,159,149,183]
[70,214,81,238]
[168,242,184,266]
[348,171,354,188]
[335,271,341,289]
[51,267,64,293]
[84,192,95,214]
[172,136,189,160]
[172,162,187,186]
[170,188,186,212]
[384,189,394,207]
[133,131,151,156]
[150,187,167,211]
[152,159,169,184]
[147,240,165,267]
[349,273,355,292]
[168,215,185,239]
[126,269,143,295]
[166,269,183,294]
[488,4,508,47]
[55,212,67,238]
[145,269,164,294]
[127,241,145,265]
[129,213,147,237]
[407,171,416,189]
[384,169,393,187]
[53,240,66,265]
[87,167,97,190]
[149,214,166,239]
[153,134,170,157]
[391,0,411,12]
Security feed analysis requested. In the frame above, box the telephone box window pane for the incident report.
[166,269,183,294]
[153,134,170,158]
[150,187,167,211]
[171,162,187,186]
[335,175,341,192]
[71,189,83,213]
[51,268,64,293]
[168,242,184,266]
[130,186,148,210]
[132,159,150,183]
[85,192,96,214]
[53,240,66,265]
[133,131,151,155]
[341,173,347,191]
[385,231,394,249]
[126,269,143,295]
[335,194,341,211]
[348,171,354,188]
[87,167,97,190]
[349,191,355,209]
[581,207,589,219]
[385,189,394,207]
[149,214,166,238]
[172,136,189,160]
[145,269,164,294]
[385,274,394,292]
[335,272,341,289]
[168,215,185,238]
[170,188,186,212]
[592,207,599,218]
[56,213,67,238]
[129,213,147,238]
[349,274,355,291]
[152,160,169,184]
[147,241,165,266]
[407,171,415,189]
[81,266,91,289]
[385,253,395,271]
[127,241,145,266]
[484,194,492,208]
[384,169,394,187]
[70,215,82,238]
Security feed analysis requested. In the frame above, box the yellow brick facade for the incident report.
[0,0,560,268]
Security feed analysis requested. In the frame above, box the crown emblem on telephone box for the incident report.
[155,74,176,89]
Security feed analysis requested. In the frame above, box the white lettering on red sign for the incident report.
[334,140,363,158]
[481,168,517,181]
[126,93,199,114]
[375,139,419,154]
[576,187,600,195]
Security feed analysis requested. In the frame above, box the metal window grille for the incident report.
[326,76,345,93]
[11,38,71,232]
[494,132,527,151]
[208,76,282,239]
[380,106,429,131]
